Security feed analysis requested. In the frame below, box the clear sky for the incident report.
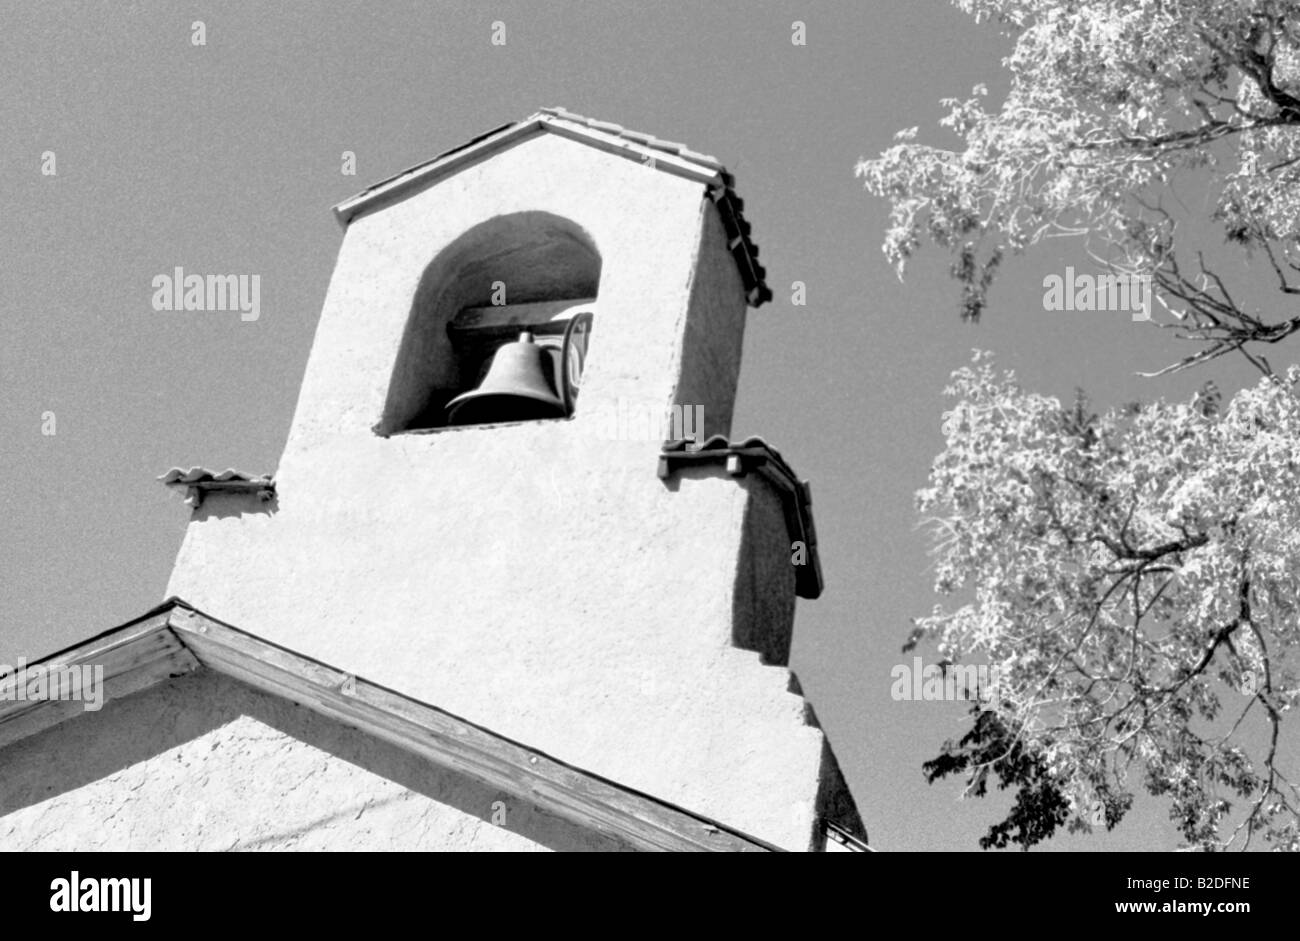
[1,0,1281,850]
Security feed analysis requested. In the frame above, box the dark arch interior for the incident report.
[377,211,602,435]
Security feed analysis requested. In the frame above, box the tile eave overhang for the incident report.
[158,467,275,508]
[659,436,823,600]
[330,109,772,307]
[0,599,780,853]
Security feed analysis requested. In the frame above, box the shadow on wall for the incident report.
[377,211,602,435]
[0,670,630,851]
[191,493,279,522]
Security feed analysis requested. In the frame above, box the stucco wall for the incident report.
[0,670,626,851]
[672,202,749,441]
[163,133,837,850]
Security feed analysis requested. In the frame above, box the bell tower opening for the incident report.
[376,211,601,435]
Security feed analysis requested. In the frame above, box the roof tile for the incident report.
[528,109,772,306]
[337,108,772,307]
[658,437,820,598]
[585,118,627,134]
[159,467,275,508]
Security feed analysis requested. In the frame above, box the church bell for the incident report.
[445,331,567,426]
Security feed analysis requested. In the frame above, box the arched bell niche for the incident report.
[376,211,601,435]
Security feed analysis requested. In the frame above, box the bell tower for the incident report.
[164,108,865,851]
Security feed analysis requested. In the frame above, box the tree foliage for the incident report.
[858,0,1300,375]
[917,353,1300,849]
[857,1,1300,849]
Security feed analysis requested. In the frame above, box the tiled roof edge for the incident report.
[658,436,821,598]
[159,467,275,508]
[331,109,771,308]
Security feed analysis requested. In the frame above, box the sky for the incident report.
[0,0,1287,851]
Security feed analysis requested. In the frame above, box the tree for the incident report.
[858,0,1300,375]
[915,354,1300,850]
[859,0,1300,850]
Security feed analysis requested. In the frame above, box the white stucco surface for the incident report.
[162,132,849,850]
[0,670,624,851]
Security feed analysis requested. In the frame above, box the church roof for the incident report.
[332,108,773,307]
[0,599,779,852]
